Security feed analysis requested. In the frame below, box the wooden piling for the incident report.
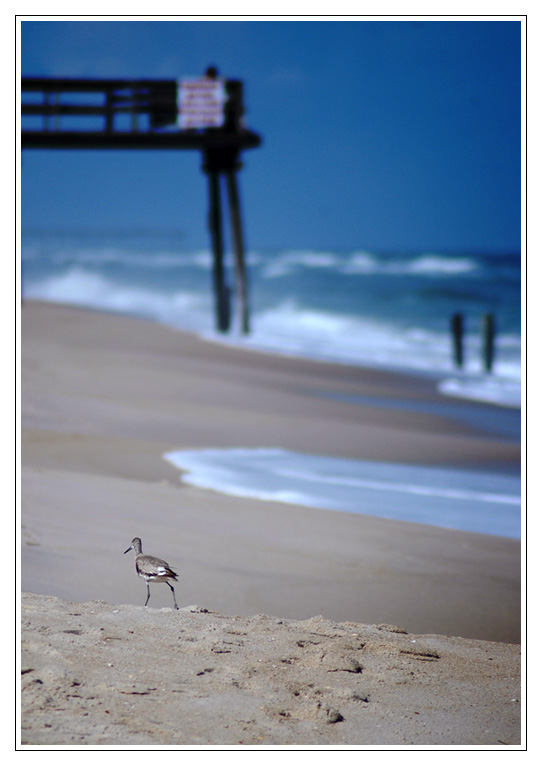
[206,166,230,333]
[226,166,250,335]
[481,313,495,373]
[451,312,464,368]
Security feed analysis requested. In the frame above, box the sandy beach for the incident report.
[20,300,522,746]
[20,593,520,747]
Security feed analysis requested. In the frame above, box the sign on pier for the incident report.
[178,77,226,129]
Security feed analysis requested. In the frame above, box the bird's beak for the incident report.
[124,545,133,555]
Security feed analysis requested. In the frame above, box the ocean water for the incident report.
[21,232,522,407]
[164,448,521,539]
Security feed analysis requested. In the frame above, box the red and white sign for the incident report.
[178,77,226,129]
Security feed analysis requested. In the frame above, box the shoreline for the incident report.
[22,299,522,472]
[21,300,521,644]
[163,448,521,539]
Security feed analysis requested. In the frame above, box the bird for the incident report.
[124,537,179,610]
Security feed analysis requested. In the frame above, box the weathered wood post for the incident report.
[203,151,230,333]
[222,77,250,334]
[226,162,250,335]
[451,312,464,368]
[481,313,495,373]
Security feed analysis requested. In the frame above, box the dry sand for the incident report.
[20,300,523,747]
[21,593,520,747]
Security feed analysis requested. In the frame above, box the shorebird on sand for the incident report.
[124,537,179,610]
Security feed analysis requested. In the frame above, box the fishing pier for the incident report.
[21,69,262,333]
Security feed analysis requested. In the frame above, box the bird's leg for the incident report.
[145,583,151,607]
[168,582,179,610]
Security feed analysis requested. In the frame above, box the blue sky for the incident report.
[20,18,522,253]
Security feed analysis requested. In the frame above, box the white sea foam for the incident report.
[437,376,522,408]
[257,250,479,278]
[164,448,521,539]
[24,268,213,331]
[396,254,478,275]
[211,303,521,407]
